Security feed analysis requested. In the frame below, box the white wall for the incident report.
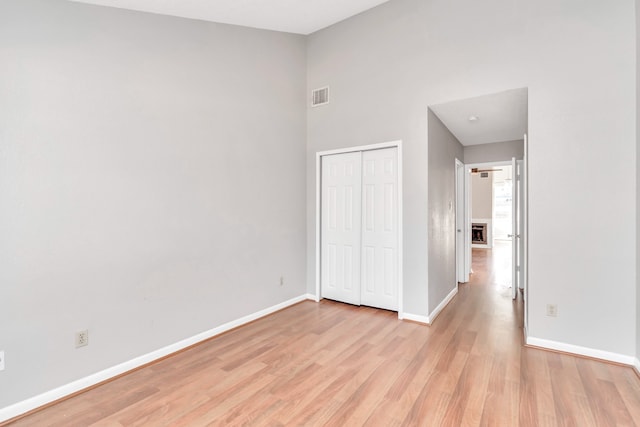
[427,110,464,314]
[464,139,524,164]
[0,0,307,409]
[307,0,636,356]
[471,174,493,219]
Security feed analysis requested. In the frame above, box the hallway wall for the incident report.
[427,110,464,315]
[464,140,524,164]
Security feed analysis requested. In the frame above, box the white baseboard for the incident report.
[427,286,458,324]
[0,294,310,423]
[306,293,320,302]
[634,358,640,375]
[526,336,636,366]
[401,312,429,324]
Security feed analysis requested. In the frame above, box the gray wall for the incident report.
[307,0,636,356]
[306,0,433,316]
[471,174,493,219]
[0,0,306,408]
[427,110,464,314]
[1,0,638,412]
[464,140,524,164]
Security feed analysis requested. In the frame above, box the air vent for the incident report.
[481,172,489,178]
[312,87,329,107]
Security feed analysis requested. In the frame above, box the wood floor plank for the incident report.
[525,348,558,425]
[326,357,407,426]
[107,374,212,426]
[548,353,598,426]
[172,371,277,426]
[8,243,640,427]
[278,369,357,425]
[616,368,640,425]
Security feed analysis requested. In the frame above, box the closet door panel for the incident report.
[321,152,362,305]
[360,148,398,311]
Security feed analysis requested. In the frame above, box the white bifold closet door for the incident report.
[321,147,398,311]
[321,151,363,306]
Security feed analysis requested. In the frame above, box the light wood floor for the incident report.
[8,247,640,426]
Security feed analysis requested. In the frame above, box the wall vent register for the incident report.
[312,87,329,107]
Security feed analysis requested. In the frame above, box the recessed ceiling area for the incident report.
[430,88,528,146]
[67,0,392,34]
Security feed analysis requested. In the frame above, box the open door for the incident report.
[455,159,466,283]
[511,150,527,301]
[522,134,528,330]
[511,157,518,300]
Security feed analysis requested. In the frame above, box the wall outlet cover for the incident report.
[76,330,89,348]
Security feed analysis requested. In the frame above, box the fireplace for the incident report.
[472,223,487,245]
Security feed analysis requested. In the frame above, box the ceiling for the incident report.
[430,88,528,146]
[68,0,392,34]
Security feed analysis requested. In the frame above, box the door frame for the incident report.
[464,160,512,277]
[315,140,404,318]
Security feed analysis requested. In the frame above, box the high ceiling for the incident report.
[67,0,392,34]
[430,89,528,146]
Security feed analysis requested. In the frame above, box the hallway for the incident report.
[7,247,640,425]
[470,240,515,291]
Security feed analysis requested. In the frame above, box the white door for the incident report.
[360,148,399,311]
[517,160,525,293]
[455,159,466,283]
[320,147,399,310]
[522,134,529,331]
[321,152,362,305]
[511,157,518,300]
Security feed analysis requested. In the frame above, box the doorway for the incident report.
[315,141,403,315]
[430,87,528,331]
[465,159,525,300]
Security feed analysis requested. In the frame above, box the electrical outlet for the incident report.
[75,330,89,348]
[0,351,5,371]
[546,304,558,317]
[280,276,284,286]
